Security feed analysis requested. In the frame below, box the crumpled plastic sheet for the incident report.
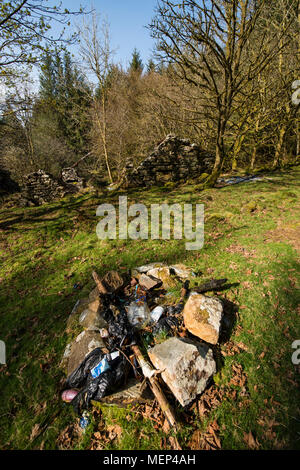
[107,309,134,350]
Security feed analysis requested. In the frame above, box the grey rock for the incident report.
[60,342,72,369]
[66,297,90,333]
[88,287,100,302]
[146,267,177,289]
[67,330,105,376]
[61,167,85,189]
[169,264,193,279]
[148,337,216,406]
[79,308,108,330]
[132,262,166,274]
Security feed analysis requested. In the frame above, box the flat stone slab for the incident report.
[67,330,105,376]
[148,337,216,406]
[79,308,108,330]
[132,263,166,274]
[88,297,103,313]
[183,293,223,344]
[89,287,100,302]
[146,267,177,289]
[138,273,162,290]
[169,264,194,279]
[92,378,152,407]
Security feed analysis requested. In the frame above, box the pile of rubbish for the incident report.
[61,263,229,432]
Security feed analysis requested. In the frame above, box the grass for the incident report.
[0,167,299,450]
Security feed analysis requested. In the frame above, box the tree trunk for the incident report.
[206,117,226,186]
[101,94,113,184]
[250,146,257,170]
[24,126,35,167]
[231,133,246,171]
[95,99,113,184]
[273,127,286,168]
[204,139,225,187]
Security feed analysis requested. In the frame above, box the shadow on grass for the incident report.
[0,194,98,232]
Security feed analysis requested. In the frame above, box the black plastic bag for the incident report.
[65,348,104,390]
[166,302,184,316]
[107,309,133,350]
[65,347,129,414]
[152,315,179,336]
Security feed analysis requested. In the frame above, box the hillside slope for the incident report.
[0,168,299,450]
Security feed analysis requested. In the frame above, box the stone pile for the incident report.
[61,262,228,412]
[61,167,85,189]
[22,170,66,206]
[121,134,214,188]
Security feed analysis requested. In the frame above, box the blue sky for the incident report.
[60,0,159,68]
[0,1,160,97]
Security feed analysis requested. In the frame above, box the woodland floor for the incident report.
[0,167,299,450]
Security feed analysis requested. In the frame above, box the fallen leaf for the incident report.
[162,419,170,434]
[243,431,260,449]
[107,424,122,441]
[169,436,182,450]
[30,423,40,441]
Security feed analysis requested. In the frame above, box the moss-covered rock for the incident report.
[183,292,224,344]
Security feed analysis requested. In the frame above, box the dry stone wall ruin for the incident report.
[2,135,214,206]
[21,168,85,206]
[121,135,214,188]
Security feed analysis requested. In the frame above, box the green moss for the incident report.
[243,200,258,213]
[194,307,210,322]
[207,211,235,221]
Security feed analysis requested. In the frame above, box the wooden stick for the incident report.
[92,271,108,295]
[131,344,178,432]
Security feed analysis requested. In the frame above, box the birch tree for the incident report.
[79,13,115,183]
